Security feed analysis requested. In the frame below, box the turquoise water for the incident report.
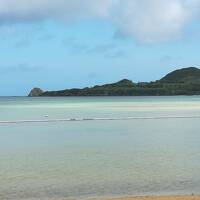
[1,96,200,200]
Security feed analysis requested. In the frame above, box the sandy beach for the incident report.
[102,196,200,200]
[34,196,200,200]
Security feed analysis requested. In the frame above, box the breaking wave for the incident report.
[1,115,200,124]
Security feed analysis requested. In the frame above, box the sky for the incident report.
[1,0,200,96]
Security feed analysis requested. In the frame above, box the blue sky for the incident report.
[1,0,200,96]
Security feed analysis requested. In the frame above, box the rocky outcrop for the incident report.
[28,88,43,97]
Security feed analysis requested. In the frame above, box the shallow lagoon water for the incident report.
[0,96,200,200]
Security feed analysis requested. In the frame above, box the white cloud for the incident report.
[113,0,200,42]
[0,0,199,42]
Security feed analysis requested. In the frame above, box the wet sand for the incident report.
[100,196,200,200]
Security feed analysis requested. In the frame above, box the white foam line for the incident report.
[0,115,200,124]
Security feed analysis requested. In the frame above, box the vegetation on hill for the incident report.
[28,67,200,96]
[160,67,200,83]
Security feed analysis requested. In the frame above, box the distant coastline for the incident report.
[28,67,200,97]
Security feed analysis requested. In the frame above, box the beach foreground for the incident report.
[101,196,200,200]
[93,196,200,200]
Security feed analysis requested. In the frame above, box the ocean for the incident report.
[0,96,200,200]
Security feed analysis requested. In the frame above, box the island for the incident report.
[28,67,200,96]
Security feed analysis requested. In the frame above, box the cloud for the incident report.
[0,63,44,73]
[0,0,200,42]
[87,43,117,54]
[62,38,90,54]
[62,38,118,55]
[0,0,114,23]
[113,0,200,43]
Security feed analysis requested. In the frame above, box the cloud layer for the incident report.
[114,0,200,42]
[0,0,114,22]
[0,0,200,42]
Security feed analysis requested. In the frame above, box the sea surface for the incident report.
[0,96,200,200]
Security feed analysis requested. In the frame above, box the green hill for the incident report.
[29,67,200,96]
[160,67,200,83]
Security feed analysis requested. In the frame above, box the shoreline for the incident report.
[4,194,200,200]
[94,195,200,200]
